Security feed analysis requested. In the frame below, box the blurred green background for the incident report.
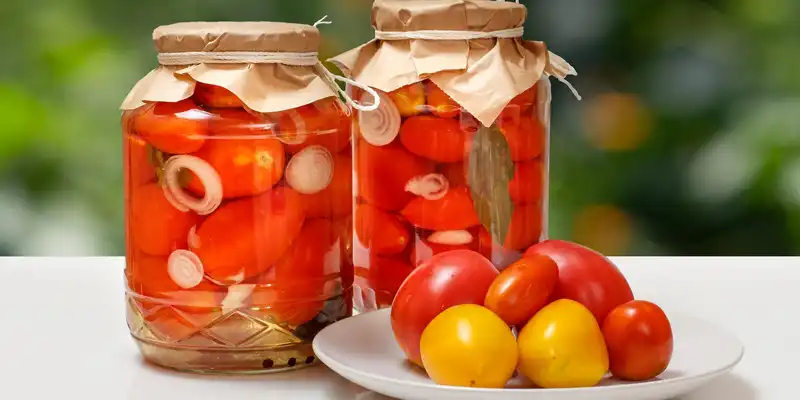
[0,0,797,256]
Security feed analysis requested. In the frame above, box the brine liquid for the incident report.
[123,92,354,373]
[352,79,549,311]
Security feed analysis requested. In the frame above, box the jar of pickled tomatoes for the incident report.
[331,0,579,311]
[120,22,354,373]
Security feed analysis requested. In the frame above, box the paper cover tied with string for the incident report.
[330,0,579,128]
[333,0,580,311]
[120,21,378,113]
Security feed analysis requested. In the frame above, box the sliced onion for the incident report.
[285,145,334,194]
[428,230,474,246]
[221,284,255,314]
[352,280,378,313]
[362,285,378,311]
[162,155,223,215]
[167,249,204,289]
[358,90,401,147]
[276,109,309,145]
[405,173,449,200]
[162,182,189,213]
[187,225,200,249]
[352,284,365,313]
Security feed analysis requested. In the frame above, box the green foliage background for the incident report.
[0,0,797,256]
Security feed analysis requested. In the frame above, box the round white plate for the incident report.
[313,308,743,400]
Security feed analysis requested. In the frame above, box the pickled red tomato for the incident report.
[192,82,244,108]
[425,81,460,119]
[439,162,467,188]
[276,98,352,155]
[400,186,480,231]
[504,203,543,251]
[302,152,352,218]
[509,159,544,205]
[191,186,306,284]
[250,219,337,326]
[509,85,537,111]
[355,256,415,308]
[133,99,210,154]
[389,82,425,117]
[497,86,537,127]
[124,134,156,187]
[130,183,200,256]
[272,219,337,286]
[399,116,473,163]
[356,140,435,212]
[355,203,411,255]
[187,109,286,199]
[498,116,545,162]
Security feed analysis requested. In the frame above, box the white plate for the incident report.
[313,308,744,400]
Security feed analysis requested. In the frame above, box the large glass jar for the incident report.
[121,22,353,374]
[332,0,577,311]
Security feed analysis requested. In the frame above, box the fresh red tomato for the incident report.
[484,254,559,326]
[602,300,673,381]
[391,249,499,367]
[524,240,634,324]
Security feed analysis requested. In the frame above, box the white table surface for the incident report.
[0,257,793,399]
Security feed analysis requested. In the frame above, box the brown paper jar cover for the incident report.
[329,0,577,126]
[120,22,337,113]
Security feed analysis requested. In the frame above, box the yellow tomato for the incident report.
[517,299,609,388]
[420,304,518,388]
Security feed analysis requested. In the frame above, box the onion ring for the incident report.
[428,230,474,246]
[405,173,449,200]
[167,249,204,289]
[276,109,310,145]
[358,90,401,146]
[285,145,334,194]
[162,155,223,215]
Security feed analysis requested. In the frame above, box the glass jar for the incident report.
[332,0,577,311]
[121,22,353,374]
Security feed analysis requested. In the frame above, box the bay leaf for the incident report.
[467,125,515,244]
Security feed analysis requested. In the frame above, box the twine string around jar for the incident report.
[156,18,380,112]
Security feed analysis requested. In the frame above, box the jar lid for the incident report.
[372,0,526,33]
[152,21,320,54]
[121,21,340,113]
[331,0,577,127]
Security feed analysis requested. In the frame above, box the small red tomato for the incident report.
[524,240,634,324]
[367,256,415,308]
[484,255,559,326]
[391,249,499,367]
[355,203,411,255]
[603,300,674,381]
